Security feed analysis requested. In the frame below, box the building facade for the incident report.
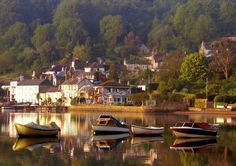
[94,81,130,104]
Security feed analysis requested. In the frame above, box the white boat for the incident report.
[91,115,130,134]
[131,125,164,135]
[170,122,218,138]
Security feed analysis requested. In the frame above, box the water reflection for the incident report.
[170,138,217,153]
[0,112,236,165]
[12,137,60,151]
[92,133,129,150]
[131,136,164,145]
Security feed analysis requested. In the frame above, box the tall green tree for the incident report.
[210,39,236,80]
[180,52,210,82]
[73,44,91,62]
[32,24,55,49]
[158,52,185,82]
[1,22,30,50]
[56,18,87,52]
[100,15,124,46]
[108,63,118,81]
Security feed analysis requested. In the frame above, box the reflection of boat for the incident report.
[1,106,16,113]
[170,138,217,153]
[92,133,130,141]
[170,122,218,138]
[131,125,164,135]
[12,137,60,151]
[91,115,130,134]
[92,133,129,150]
[131,136,164,145]
[14,122,61,137]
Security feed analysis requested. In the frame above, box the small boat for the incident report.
[170,122,218,138]
[131,125,164,135]
[170,138,217,153]
[12,137,60,151]
[91,115,130,134]
[14,122,61,137]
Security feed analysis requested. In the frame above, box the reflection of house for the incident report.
[14,79,52,104]
[94,81,130,104]
[123,148,158,166]
[61,78,79,106]
[39,87,62,104]
[124,51,166,72]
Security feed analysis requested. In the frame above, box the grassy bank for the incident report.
[69,104,186,113]
[69,104,145,112]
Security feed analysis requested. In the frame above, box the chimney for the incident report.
[19,74,24,81]
[32,71,36,80]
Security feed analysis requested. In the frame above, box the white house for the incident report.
[94,81,130,104]
[61,78,79,106]
[14,79,52,104]
[39,87,62,105]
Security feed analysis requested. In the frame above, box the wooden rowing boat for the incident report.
[131,125,164,135]
[14,122,60,137]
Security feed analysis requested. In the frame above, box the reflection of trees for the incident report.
[179,153,207,166]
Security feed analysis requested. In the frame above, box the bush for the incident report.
[214,95,236,104]
[168,93,185,102]
[70,97,85,105]
[194,99,207,108]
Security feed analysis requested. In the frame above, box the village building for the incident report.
[39,87,62,105]
[61,78,79,106]
[123,51,166,72]
[199,41,212,57]
[94,81,130,104]
[13,79,52,104]
[77,79,94,104]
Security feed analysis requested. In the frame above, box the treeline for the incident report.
[0,0,236,75]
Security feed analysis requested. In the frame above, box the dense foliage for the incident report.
[0,0,236,76]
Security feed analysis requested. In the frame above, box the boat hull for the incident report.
[170,127,217,138]
[131,125,164,135]
[92,125,130,134]
[15,124,60,137]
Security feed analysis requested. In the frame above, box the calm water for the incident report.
[0,111,236,166]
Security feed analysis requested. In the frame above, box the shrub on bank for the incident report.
[214,95,236,104]
[71,97,86,105]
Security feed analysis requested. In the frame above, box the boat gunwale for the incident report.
[131,125,164,131]
[170,126,217,132]
[15,123,60,132]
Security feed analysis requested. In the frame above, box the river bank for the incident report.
[69,103,187,113]
[69,104,236,116]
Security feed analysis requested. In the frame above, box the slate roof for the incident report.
[126,59,151,65]
[18,79,52,86]
[62,78,78,85]
[40,87,60,93]
[96,81,129,88]
[154,52,166,62]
